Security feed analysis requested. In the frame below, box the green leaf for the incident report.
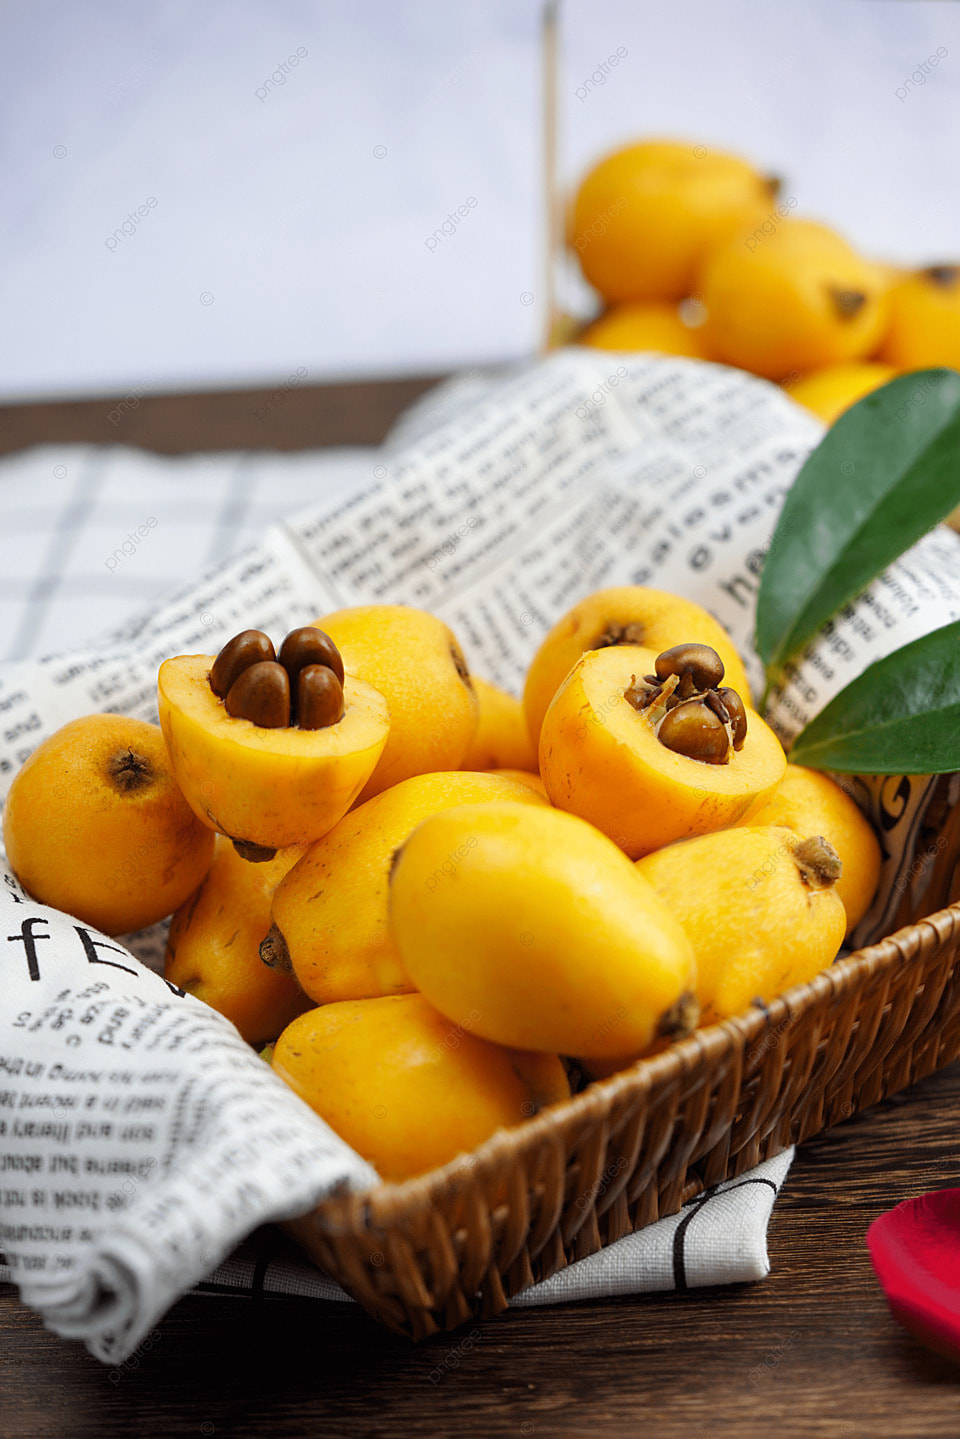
[756,368,960,682]
[789,620,960,774]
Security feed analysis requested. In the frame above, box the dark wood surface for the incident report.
[3,1063,960,1439]
[2,378,959,1436]
[0,373,443,455]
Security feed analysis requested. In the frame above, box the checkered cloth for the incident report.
[0,444,376,660]
[183,1150,792,1306]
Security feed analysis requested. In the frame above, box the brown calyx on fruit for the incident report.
[923,264,959,290]
[624,642,748,765]
[210,626,345,731]
[594,621,647,650]
[260,922,292,972]
[657,990,700,1040]
[106,747,155,794]
[827,286,867,320]
[793,835,843,889]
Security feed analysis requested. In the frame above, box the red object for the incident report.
[867,1189,960,1363]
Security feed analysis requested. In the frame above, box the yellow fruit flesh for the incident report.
[539,645,785,858]
[157,654,389,850]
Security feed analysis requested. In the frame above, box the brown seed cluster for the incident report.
[209,626,345,730]
[624,642,748,765]
[593,621,648,650]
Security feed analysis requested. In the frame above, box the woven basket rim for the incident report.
[310,900,960,1235]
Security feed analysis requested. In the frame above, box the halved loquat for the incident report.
[158,652,389,855]
[539,642,785,858]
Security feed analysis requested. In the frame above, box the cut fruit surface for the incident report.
[158,653,389,851]
[539,643,785,857]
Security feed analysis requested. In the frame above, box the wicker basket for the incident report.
[287,900,960,1338]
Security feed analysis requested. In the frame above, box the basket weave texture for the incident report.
[288,902,960,1338]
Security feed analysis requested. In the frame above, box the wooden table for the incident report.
[3,1064,959,1439]
[2,379,959,1437]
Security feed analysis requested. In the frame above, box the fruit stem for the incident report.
[793,835,843,889]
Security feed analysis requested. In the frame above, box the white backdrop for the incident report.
[2,0,957,400]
